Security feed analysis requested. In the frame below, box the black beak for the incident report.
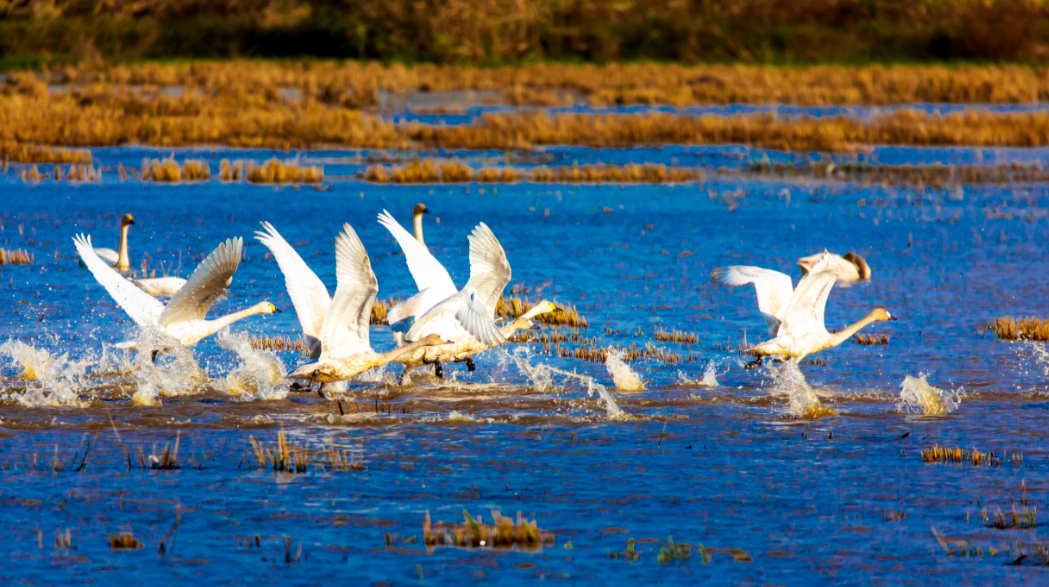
[128,219,136,225]
[273,307,283,313]
[889,316,898,321]
[422,209,431,214]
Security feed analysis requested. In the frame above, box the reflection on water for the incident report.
[1,143,1048,582]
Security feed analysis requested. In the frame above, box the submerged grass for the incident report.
[0,248,33,265]
[424,509,553,551]
[988,316,1049,341]
[248,334,310,356]
[247,429,363,474]
[921,445,1001,466]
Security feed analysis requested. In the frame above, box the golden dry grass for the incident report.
[852,334,890,345]
[988,316,1049,341]
[496,297,588,328]
[0,141,90,164]
[654,327,699,344]
[248,335,310,356]
[750,160,1049,187]
[0,248,34,265]
[246,159,323,184]
[363,162,698,184]
[922,445,1001,467]
[560,341,700,365]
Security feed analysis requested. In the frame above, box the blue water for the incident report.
[1,145,1049,584]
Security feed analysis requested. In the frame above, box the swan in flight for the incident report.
[287,223,452,384]
[713,252,895,366]
[255,221,332,359]
[378,209,506,378]
[73,234,280,348]
[798,251,870,281]
[77,212,189,296]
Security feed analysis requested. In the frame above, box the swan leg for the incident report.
[465,357,476,372]
[150,349,160,364]
[422,356,444,379]
[744,357,763,370]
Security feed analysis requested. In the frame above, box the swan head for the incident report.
[843,252,871,280]
[288,363,334,383]
[255,302,281,314]
[412,203,430,218]
[418,333,453,346]
[870,308,896,321]
[121,213,135,227]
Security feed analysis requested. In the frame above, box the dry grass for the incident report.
[654,327,698,344]
[424,509,553,551]
[557,341,700,364]
[109,532,144,550]
[749,160,1049,187]
[363,162,697,184]
[496,297,588,328]
[0,141,90,164]
[922,445,1001,467]
[246,159,323,184]
[247,429,363,474]
[988,316,1049,341]
[852,334,890,345]
[249,334,310,356]
[0,248,33,265]
[370,298,398,325]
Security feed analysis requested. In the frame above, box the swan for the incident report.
[798,251,870,281]
[411,203,430,247]
[254,221,332,359]
[286,222,452,384]
[377,210,507,377]
[77,212,190,295]
[73,234,280,348]
[715,252,895,366]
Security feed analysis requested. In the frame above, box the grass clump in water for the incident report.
[496,297,586,328]
[247,429,363,474]
[654,327,698,344]
[988,316,1049,341]
[246,159,323,184]
[0,248,33,265]
[852,334,889,345]
[922,445,1000,466]
[248,334,310,356]
[109,532,144,550]
[424,509,553,551]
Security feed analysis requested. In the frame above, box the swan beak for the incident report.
[422,209,431,214]
[128,219,136,225]
[889,316,898,321]
[272,306,283,313]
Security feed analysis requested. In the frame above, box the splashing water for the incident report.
[507,348,623,419]
[216,331,288,401]
[765,359,837,419]
[677,359,728,387]
[605,349,645,391]
[0,340,91,407]
[127,329,208,406]
[898,373,961,415]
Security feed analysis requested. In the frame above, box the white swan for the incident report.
[798,251,870,281]
[77,212,189,295]
[715,252,895,365]
[255,221,332,359]
[73,234,280,348]
[377,209,506,377]
[287,223,451,384]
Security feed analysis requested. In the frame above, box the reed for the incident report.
[246,159,323,184]
[988,316,1049,341]
[0,248,34,265]
[247,429,364,474]
[109,532,144,550]
[249,334,310,356]
[852,334,890,345]
[921,445,1001,467]
[370,298,399,325]
[985,481,1037,530]
[0,142,90,164]
[748,160,1049,188]
[496,297,587,328]
[654,327,698,344]
[558,341,700,365]
[424,509,553,550]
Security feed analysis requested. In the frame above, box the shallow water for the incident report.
[3,141,1049,583]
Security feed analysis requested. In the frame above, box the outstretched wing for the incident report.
[73,234,164,327]
[463,222,511,318]
[160,237,242,326]
[377,209,457,297]
[319,223,379,360]
[711,265,794,333]
[255,221,332,355]
[407,287,506,348]
[777,252,841,337]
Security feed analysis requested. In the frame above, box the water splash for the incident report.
[216,331,288,401]
[126,328,208,406]
[677,359,727,387]
[0,339,91,407]
[898,373,961,415]
[605,349,645,391]
[508,348,623,419]
[765,359,837,419]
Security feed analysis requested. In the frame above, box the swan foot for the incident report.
[289,381,312,392]
[150,349,160,364]
[465,357,476,372]
[744,357,764,370]
[423,357,444,379]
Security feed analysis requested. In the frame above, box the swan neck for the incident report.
[117,222,131,270]
[829,311,881,346]
[379,337,433,362]
[211,305,268,332]
[412,212,425,246]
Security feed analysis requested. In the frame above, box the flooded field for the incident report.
[3,140,1049,584]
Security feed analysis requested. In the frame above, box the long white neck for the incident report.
[116,223,131,271]
[412,213,425,246]
[828,311,884,347]
[206,305,270,336]
[500,304,553,337]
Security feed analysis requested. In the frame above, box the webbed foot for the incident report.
[465,357,476,372]
[744,357,763,370]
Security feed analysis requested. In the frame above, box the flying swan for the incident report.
[798,251,871,282]
[286,223,452,385]
[73,234,280,348]
[713,251,895,366]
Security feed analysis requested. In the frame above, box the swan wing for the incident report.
[159,237,242,326]
[132,277,188,296]
[377,209,457,296]
[463,222,511,318]
[387,286,450,325]
[254,221,332,350]
[407,287,506,348]
[93,248,119,266]
[777,252,841,336]
[319,223,378,359]
[73,234,164,327]
[711,265,794,330]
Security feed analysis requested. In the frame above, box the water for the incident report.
[2,140,1049,583]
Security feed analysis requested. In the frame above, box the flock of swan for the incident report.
[69,204,895,396]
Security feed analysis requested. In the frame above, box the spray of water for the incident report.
[605,349,645,391]
[127,328,208,406]
[898,373,961,415]
[764,359,837,419]
[216,331,288,400]
[0,339,91,407]
[677,358,728,387]
[508,347,624,419]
